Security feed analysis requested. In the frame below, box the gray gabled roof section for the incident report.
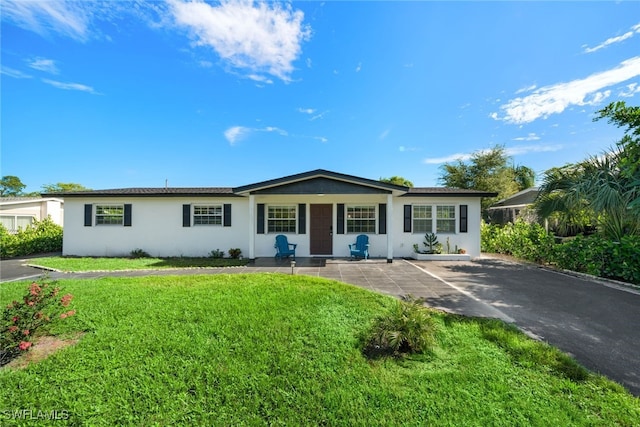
[489,187,539,209]
[403,187,498,197]
[234,169,408,195]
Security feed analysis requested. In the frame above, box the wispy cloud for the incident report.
[399,146,419,152]
[169,0,311,82]
[28,57,59,74]
[493,56,640,124]
[224,125,327,145]
[298,107,316,115]
[583,22,640,54]
[512,133,540,142]
[42,79,99,94]
[423,144,563,164]
[379,129,391,140]
[1,66,32,79]
[1,0,92,41]
[355,62,362,73]
[505,144,563,156]
[620,82,640,98]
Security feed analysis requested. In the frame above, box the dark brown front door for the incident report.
[310,204,333,255]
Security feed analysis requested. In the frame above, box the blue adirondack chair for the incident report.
[349,234,369,260]
[274,235,297,259]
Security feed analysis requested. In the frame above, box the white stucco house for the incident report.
[46,170,497,261]
[0,197,64,233]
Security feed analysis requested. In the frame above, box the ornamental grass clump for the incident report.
[362,295,436,358]
[1,281,75,366]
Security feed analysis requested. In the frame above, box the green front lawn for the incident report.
[1,274,638,425]
[29,256,248,271]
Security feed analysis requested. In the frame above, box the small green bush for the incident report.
[210,249,225,259]
[130,248,150,258]
[0,217,63,258]
[228,248,242,259]
[481,220,555,263]
[362,295,436,358]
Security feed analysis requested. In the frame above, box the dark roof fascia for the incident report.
[401,188,498,198]
[42,188,239,198]
[233,169,408,194]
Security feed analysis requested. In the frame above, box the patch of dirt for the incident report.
[2,332,85,370]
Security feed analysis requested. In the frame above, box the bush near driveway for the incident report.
[0,218,62,258]
[482,220,640,285]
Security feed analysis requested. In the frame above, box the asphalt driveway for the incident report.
[1,255,639,395]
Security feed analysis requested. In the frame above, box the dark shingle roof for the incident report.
[404,188,498,197]
[44,188,236,198]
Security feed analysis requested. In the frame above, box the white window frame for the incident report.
[412,205,432,234]
[436,205,456,234]
[193,205,223,226]
[95,205,124,226]
[346,205,376,234]
[267,205,297,233]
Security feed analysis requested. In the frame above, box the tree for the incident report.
[42,182,91,193]
[379,176,414,187]
[536,102,640,240]
[439,145,535,212]
[0,176,26,197]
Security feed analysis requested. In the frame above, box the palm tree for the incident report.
[536,147,639,240]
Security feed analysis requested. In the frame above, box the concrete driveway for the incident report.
[1,255,639,395]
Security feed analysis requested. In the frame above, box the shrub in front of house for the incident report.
[0,217,63,258]
[362,295,436,358]
[1,281,75,366]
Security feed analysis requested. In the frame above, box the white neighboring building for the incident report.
[47,170,496,260]
[0,197,64,233]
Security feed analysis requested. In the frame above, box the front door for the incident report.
[310,204,333,255]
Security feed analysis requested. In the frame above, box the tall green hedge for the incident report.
[482,220,640,285]
[0,217,63,258]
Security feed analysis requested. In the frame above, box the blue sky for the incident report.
[2,1,639,193]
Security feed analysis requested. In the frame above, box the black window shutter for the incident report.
[257,203,265,234]
[298,204,306,234]
[379,203,387,234]
[403,205,412,232]
[223,204,232,227]
[124,204,132,227]
[460,204,468,233]
[84,204,92,227]
[183,204,191,227]
[337,204,345,234]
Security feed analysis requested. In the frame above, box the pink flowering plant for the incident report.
[1,281,75,366]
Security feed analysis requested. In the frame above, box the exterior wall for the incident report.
[63,194,484,258]
[392,197,483,258]
[63,198,249,257]
[252,194,392,259]
[0,199,64,232]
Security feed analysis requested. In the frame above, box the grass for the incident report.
[29,256,248,271]
[1,274,638,426]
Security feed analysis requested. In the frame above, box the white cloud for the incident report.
[379,129,391,140]
[512,133,540,141]
[423,153,473,165]
[224,126,249,145]
[1,66,32,79]
[494,56,640,124]
[42,78,99,94]
[298,107,316,114]
[306,58,312,68]
[423,144,563,164]
[584,22,640,53]
[169,0,311,82]
[515,84,537,94]
[505,144,563,156]
[28,58,59,74]
[355,62,362,73]
[1,0,92,41]
[619,82,640,97]
[399,146,419,152]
